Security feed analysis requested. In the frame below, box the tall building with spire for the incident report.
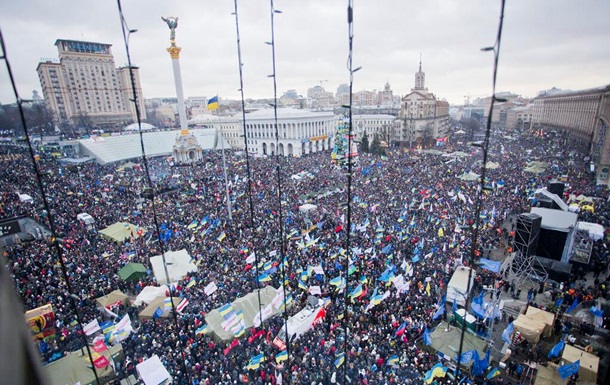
[396,57,449,149]
[413,55,427,91]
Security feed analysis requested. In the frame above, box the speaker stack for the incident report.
[514,213,542,258]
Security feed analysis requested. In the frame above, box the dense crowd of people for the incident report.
[1,127,609,385]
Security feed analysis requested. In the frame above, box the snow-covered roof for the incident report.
[124,122,155,131]
[78,128,225,164]
[530,207,577,232]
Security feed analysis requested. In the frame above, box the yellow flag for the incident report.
[438,228,444,237]
[425,281,431,296]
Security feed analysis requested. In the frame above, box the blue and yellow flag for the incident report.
[217,231,226,242]
[207,95,219,111]
[275,350,288,363]
[195,324,209,335]
[334,352,345,368]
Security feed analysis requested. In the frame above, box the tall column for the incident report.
[167,46,188,130]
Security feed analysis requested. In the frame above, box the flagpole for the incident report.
[217,110,233,222]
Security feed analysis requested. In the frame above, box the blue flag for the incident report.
[423,328,432,346]
[452,298,457,313]
[381,244,392,254]
[458,350,475,365]
[501,322,514,344]
[566,297,578,314]
[548,340,565,359]
[153,306,163,319]
[432,305,445,321]
[555,297,563,309]
[471,350,484,376]
[474,290,485,305]
[590,306,604,317]
[558,360,580,380]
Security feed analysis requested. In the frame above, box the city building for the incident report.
[351,114,396,144]
[173,129,203,163]
[243,108,336,156]
[37,39,146,129]
[505,105,534,131]
[397,60,450,148]
[533,84,610,184]
[189,114,244,149]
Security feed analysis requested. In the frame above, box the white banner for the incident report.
[115,314,131,332]
[246,252,256,264]
[312,265,324,275]
[309,286,321,295]
[204,282,218,296]
[83,319,101,336]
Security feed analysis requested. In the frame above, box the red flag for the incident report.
[92,339,108,353]
[335,224,343,233]
[223,338,240,356]
[92,353,110,369]
[244,264,253,271]
[247,330,265,344]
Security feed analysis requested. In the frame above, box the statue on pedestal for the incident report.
[161,16,179,45]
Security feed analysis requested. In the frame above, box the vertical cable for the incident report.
[342,1,357,383]
[0,28,101,385]
[232,0,264,332]
[115,1,190,382]
[268,0,291,379]
[455,0,506,380]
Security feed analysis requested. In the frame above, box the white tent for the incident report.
[136,355,171,385]
[149,249,197,285]
[447,266,476,306]
[299,204,318,213]
[133,285,169,307]
[576,222,604,241]
[459,171,480,181]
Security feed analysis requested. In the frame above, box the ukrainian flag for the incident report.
[275,350,288,363]
[217,231,226,242]
[349,284,363,300]
[218,304,233,317]
[258,273,271,283]
[298,280,307,291]
[348,265,358,275]
[207,95,219,111]
[386,355,399,366]
[330,276,342,286]
[487,367,501,379]
[246,353,265,370]
[187,220,199,230]
[334,352,345,368]
[359,276,368,284]
[186,277,197,288]
[195,324,209,335]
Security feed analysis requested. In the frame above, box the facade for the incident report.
[533,84,610,184]
[397,61,450,148]
[189,114,244,149]
[505,106,533,131]
[243,108,336,157]
[37,39,145,128]
[351,114,396,144]
[172,129,203,163]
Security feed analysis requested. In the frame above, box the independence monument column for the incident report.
[162,16,188,130]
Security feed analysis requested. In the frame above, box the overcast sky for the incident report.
[1,0,609,106]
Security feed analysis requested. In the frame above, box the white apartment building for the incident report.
[190,114,244,149]
[37,39,146,128]
[243,108,336,157]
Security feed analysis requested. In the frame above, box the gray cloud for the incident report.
[1,0,609,105]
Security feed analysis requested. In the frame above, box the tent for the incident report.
[136,355,171,385]
[96,290,129,309]
[525,306,555,338]
[524,161,547,174]
[534,363,568,385]
[149,249,197,285]
[99,222,145,243]
[428,321,487,365]
[299,204,318,213]
[133,285,169,307]
[44,344,122,385]
[446,267,476,306]
[470,302,501,320]
[139,296,181,321]
[576,222,604,241]
[117,263,147,283]
[513,314,546,343]
[205,286,280,342]
[459,171,480,181]
[561,345,599,383]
